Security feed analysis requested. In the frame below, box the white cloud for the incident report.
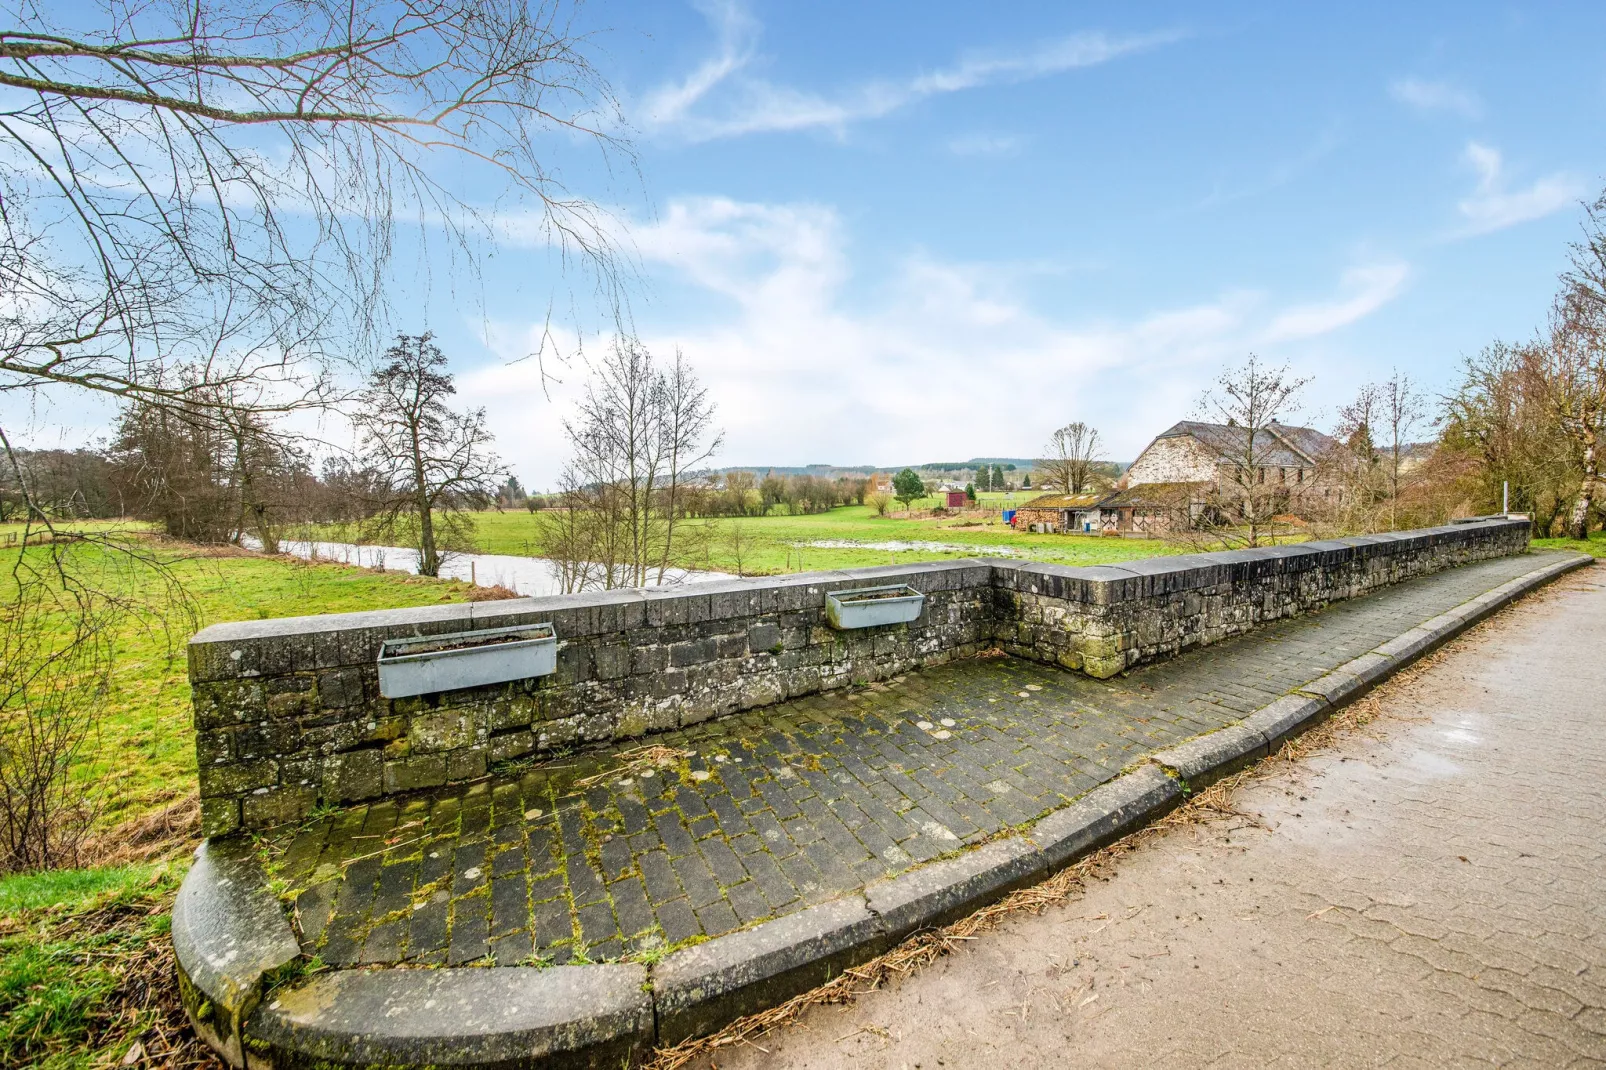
[1262,262,1410,343]
[462,196,1408,487]
[639,2,1181,141]
[1389,78,1482,119]
[1456,142,1582,236]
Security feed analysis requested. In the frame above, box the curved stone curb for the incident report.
[1025,763,1184,869]
[248,964,652,1069]
[1153,552,1592,787]
[866,836,1045,940]
[176,552,1593,1068]
[172,839,301,1067]
[652,896,893,1046]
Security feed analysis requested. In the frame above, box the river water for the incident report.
[258,538,730,598]
[799,539,1023,557]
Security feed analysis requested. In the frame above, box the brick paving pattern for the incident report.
[267,551,1566,969]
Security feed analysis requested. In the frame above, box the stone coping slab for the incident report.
[248,964,652,1069]
[175,550,1590,1068]
[188,518,1523,650]
[171,839,301,1067]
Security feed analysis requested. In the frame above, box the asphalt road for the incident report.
[698,564,1606,1069]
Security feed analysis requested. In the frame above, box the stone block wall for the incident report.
[189,519,1528,834]
[189,563,995,836]
[993,521,1531,676]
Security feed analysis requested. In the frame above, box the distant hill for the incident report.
[708,458,1043,477]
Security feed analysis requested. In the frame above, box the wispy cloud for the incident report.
[1389,78,1482,119]
[1456,142,1582,236]
[1262,262,1410,343]
[639,2,1182,141]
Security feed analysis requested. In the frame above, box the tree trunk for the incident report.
[1568,425,1599,540]
[412,425,438,577]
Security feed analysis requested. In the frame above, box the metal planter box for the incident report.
[377,623,557,699]
[826,584,925,630]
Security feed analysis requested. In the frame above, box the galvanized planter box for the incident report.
[377,623,557,699]
[826,584,925,630]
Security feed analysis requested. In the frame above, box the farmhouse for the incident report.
[1122,419,1340,531]
[1013,419,1343,534]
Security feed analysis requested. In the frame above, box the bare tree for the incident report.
[1333,382,1384,530]
[654,350,722,583]
[0,0,628,414]
[1196,354,1310,547]
[1545,286,1606,539]
[1445,341,1577,534]
[355,334,504,577]
[1038,422,1106,495]
[1334,372,1429,532]
[1377,371,1429,530]
[725,522,749,578]
[547,339,720,590]
[0,569,111,872]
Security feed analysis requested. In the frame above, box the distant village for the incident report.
[689,415,1426,538]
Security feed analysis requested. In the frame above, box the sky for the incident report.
[16,1,1606,487]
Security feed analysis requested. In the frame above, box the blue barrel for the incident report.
[1002,509,1016,524]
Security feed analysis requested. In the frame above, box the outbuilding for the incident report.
[1010,492,1105,533]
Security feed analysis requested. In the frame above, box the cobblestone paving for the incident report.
[267,552,1567,969]
[702,563,1606,1069]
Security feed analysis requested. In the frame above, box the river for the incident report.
[257,538,731,598]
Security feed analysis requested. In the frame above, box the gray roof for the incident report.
[1155,420,1335,468]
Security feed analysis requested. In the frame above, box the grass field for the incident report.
[1532,531,1606,558]
[0,861,196,1070]
[5,540,480,835]
[466,503,1181,575]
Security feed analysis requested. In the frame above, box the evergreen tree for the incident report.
[892,468,926,509]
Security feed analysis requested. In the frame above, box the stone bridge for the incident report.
[171,519,1587,1068]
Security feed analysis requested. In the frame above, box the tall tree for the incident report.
[1039,422,1106,495]
[548,339,720,590]
[1545,285,1606,539]
[1553,189,1606,538]
[1335,372,1429,531]
[0,0,628,539]
[1196,354,1310,547]
[355,334,503,577]
[893,468,925,510]
[1444,341,1576,534]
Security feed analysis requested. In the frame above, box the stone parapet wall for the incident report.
[994,520,1531,677]
[189,563,995,836]
[188,519,1529,834]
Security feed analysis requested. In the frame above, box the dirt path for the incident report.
[696,565,1606,1068]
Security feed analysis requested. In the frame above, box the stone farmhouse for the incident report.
[1013,419,1342,535]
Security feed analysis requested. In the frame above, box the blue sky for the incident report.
[442,0,1606,486]
[17,1,1606,487]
